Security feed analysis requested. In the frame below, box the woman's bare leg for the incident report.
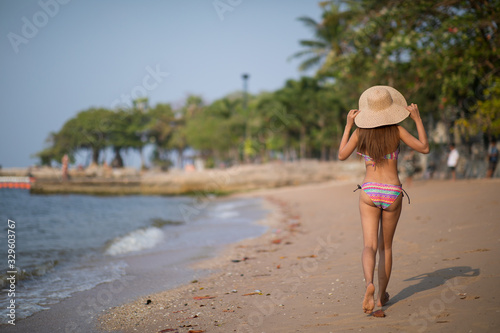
[359,191,381,313]
[377,194,402,307]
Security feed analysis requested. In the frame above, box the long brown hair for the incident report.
[357,125,400,164]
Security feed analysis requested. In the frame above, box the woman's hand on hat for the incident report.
[346,109,361,127]
[406,103,421,121]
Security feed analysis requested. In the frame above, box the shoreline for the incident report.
[0,194,271,332]
[2,160,365,196]
[3,178,499,332]
[97,180,310,332]
[99,178,500,332]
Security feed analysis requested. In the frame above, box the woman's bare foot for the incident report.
[377,292,390,307]
[362,283,375,313]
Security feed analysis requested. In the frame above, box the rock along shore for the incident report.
[17,160,364,196]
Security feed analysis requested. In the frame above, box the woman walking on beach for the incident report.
[338,86,429,313]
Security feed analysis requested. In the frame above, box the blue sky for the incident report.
[0,0,322,168]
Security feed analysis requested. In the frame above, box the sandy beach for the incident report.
[93,179,500,333]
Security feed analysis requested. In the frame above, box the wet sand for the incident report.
[98,179,500,332]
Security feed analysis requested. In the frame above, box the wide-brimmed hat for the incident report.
[354,85,409,128]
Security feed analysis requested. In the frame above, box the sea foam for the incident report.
[105,227,164,256]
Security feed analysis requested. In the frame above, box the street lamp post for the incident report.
[242,73,249,110]
[242,73,250,162]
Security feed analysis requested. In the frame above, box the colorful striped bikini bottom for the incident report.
[354,182,409,209]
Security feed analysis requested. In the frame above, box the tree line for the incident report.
[37,80,341,168]
[37,0,499,168]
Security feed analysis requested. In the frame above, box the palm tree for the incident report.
[290,2,354,76]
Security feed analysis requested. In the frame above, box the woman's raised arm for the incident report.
[399,103,430,154]
[338,109,361,160]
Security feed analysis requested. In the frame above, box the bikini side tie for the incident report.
[401,187,410,204]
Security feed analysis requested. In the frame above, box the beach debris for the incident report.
[188,330,204,333]
[158,329,179,333]
[442,257,460,261]
[436,312,450,319]
[223,309,235,312]
[287,223,301,233]
[151,218,184,227]
[231,289,238,293]
[297,254,317,259]
[243,290,263,296]
[276,264,281,269]
[465,248,490,253]
[146,299,152,305]
[231,256,250,263]
[458,293,480,300]
[191,279,198,283]
[372,310,385,317]
[256,248,278,253]
[193,296,215,300]
[271,239,282,244]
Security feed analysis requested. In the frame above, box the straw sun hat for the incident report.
[354,85,409,128]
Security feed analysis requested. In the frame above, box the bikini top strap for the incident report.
[388,147,400,160]
[357,152,372,162]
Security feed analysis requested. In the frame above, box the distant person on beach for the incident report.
[447,144,459,181]
[338,86,429,314]
[487,139,498,178]
[62,154,69,181]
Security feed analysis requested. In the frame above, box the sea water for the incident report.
[0,188,267,324]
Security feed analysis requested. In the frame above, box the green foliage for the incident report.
[52,108,114,164]
[457,78,500,138]
[294,0,499,135]
[38,84,346,167]
[34,131,68,166]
